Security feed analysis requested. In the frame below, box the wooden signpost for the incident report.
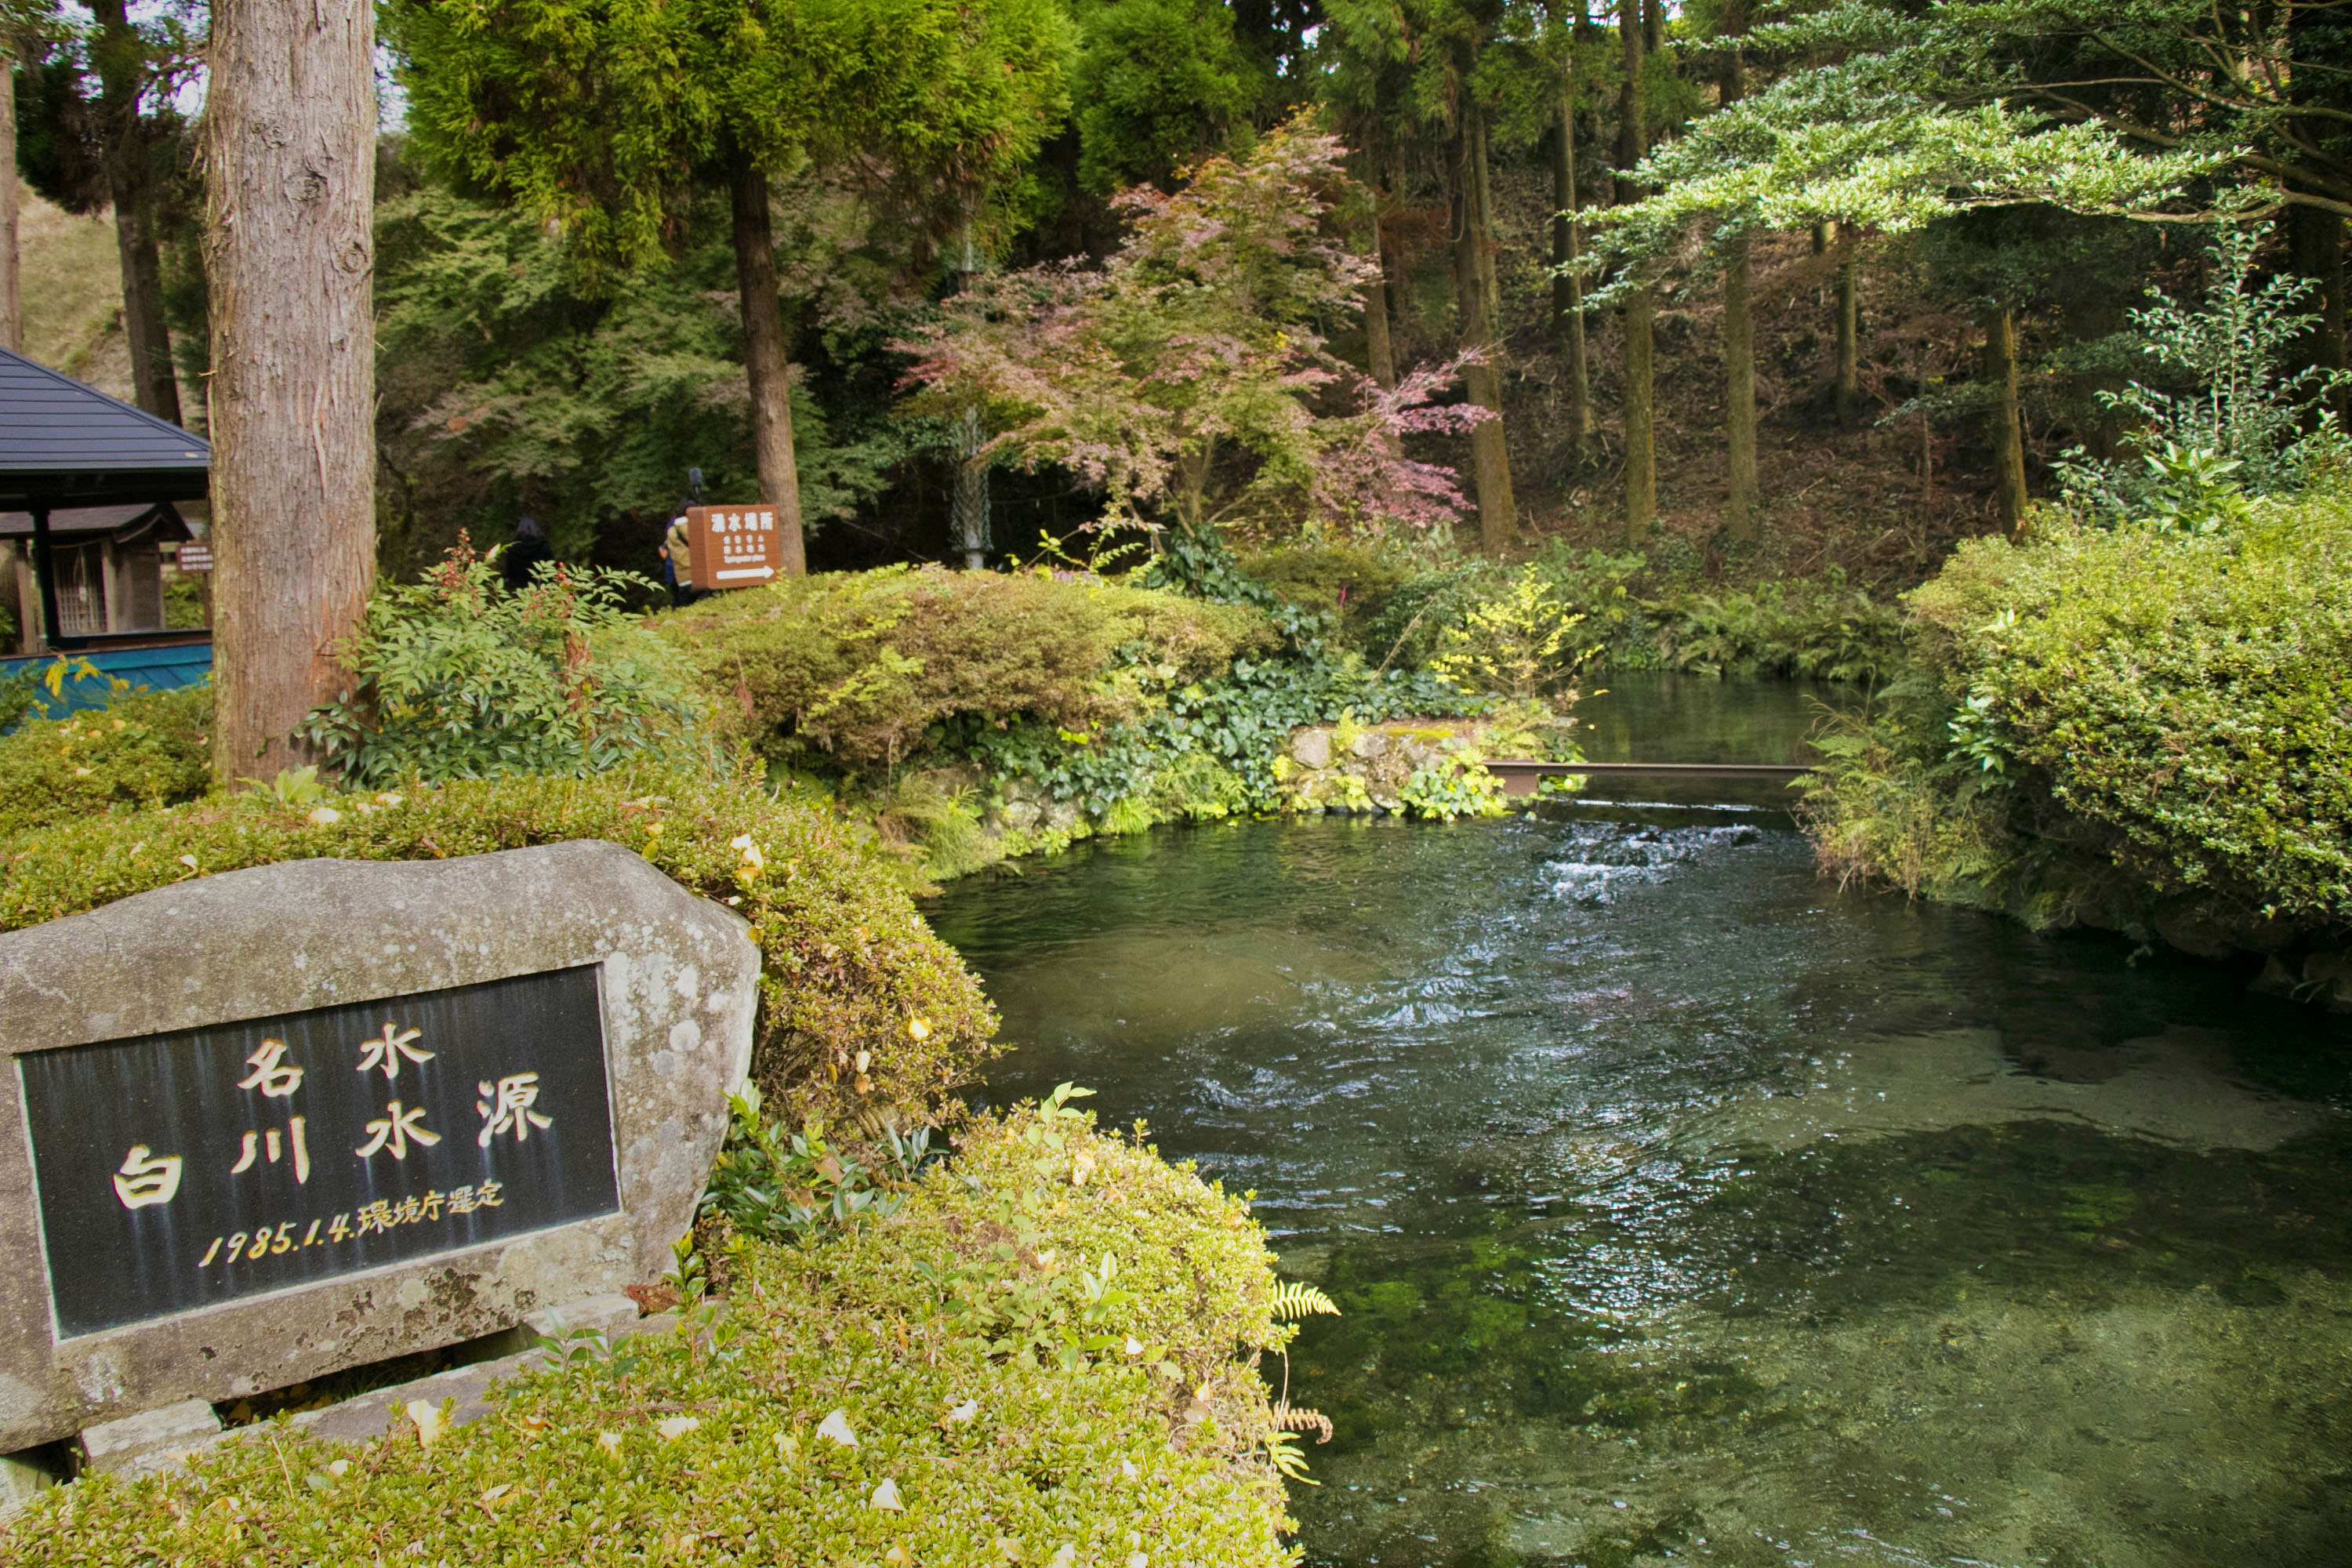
[682,504,783,589]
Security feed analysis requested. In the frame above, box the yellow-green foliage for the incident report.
[1428,566,1596,703]
[0,685,212,840]
[654,566,1277,770]
[1,1112,1303,1567]
[0,767,996,1125]
[1804,489,2352,938]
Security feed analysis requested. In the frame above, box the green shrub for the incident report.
[1236,540,1417,646]
[653,565,1278,771]
[301,543,712,787]
[1645,573,1908,684]
[0,765,996,1125]
[1802,488,2352,943]
[2,1109,1308,1567]
[0,684,212,839]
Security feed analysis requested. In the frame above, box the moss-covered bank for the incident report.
[0,1110,1308,1566]
[1800,489,2352,1002]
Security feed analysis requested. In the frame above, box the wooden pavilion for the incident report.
[0,345,212,697]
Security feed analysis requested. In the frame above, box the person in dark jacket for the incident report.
[503,514,554,592]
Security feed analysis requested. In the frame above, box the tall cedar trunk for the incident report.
[1835,251,1860,427]
[1719,44,1755,539]
[1984,309,2028,536]
[1364,199,1398,390]
[93,0,180,423]
[730,154,808,576]
[1618,0,1654,543]
[1454,100,1516,554]
[1552,83,1592,457]
[1723,233,1757,540]
[2289,203,2347,428]
[204,0,377,780]
[0,49,19,352]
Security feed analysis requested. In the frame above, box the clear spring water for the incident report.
[927,678,2352,1568]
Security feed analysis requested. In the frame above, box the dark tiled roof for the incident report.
[0,503,183,539]
[0,346,209,507]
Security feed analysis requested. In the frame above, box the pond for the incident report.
[927,678,2352,1568]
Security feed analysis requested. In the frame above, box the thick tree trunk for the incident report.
[1552,84,1592,459]
[1723,232,1757,541]
[1453,102,1516,554]
[1364,200,1397,391]
[0,50,19,352]
[203,0,377,782]
[2288,202,2347,428]
[1984,309,2028,536]
[1619,0,1653,544]
[730,154,808,576]
[93,0,180,423]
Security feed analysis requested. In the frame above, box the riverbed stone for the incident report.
[0,840,758,1452]
[1290,728,1332,770]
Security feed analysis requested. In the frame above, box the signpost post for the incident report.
[682,503,784,590]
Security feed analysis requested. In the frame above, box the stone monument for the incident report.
[0,840,759,1455]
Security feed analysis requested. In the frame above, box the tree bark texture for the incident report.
[1723,232,1757,540]
[1718,43,1755,539]
[1618,0,1654,544]
[1552,84,1592,457]
[1984,309,2028,536]
[1364,199,1397,391]
[1835,252,1860,429]
[203,0,378,782]
[0,50,20,353]
[1453,101,1516,554]
[730,156,808,576]
[92,0,180,423]
[2288,202,2347,428]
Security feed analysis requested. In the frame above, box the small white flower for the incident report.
[655,1415,700,1441]
[816,1408,858,1446]
[871,1477,904,1511]
[1123,1334,1145,1356]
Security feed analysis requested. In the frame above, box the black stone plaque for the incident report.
[17,965,621,1339]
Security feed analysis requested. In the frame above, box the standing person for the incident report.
[502,514,554,592]
[658,509,699,606]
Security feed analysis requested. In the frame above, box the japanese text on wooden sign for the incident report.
[16,966,621,1339]
[684,504,782,588]
[175,542,212,572]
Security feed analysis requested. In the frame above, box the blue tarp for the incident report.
[0,640,212,724]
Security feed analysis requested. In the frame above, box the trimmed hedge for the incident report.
[1803,489,2352,944]
[1,1112,1304,1567]
[0,766,996,1125]
[653,565,1279,771]
[0,685,212,840]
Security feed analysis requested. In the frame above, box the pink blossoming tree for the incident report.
[898,118,1487,543]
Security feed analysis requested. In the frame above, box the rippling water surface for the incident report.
[928,682,2352,1568]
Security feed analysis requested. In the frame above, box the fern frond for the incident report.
[1269,1281,1340,1320]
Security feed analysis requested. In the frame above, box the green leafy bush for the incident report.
[301,543,711,787]
[1644,573,1909,684]
[654,564,1278,771]
[2,1109,1308,1567]
[0,766,996,1125]
[1802,487,2352,946]
[0,684,212,839]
